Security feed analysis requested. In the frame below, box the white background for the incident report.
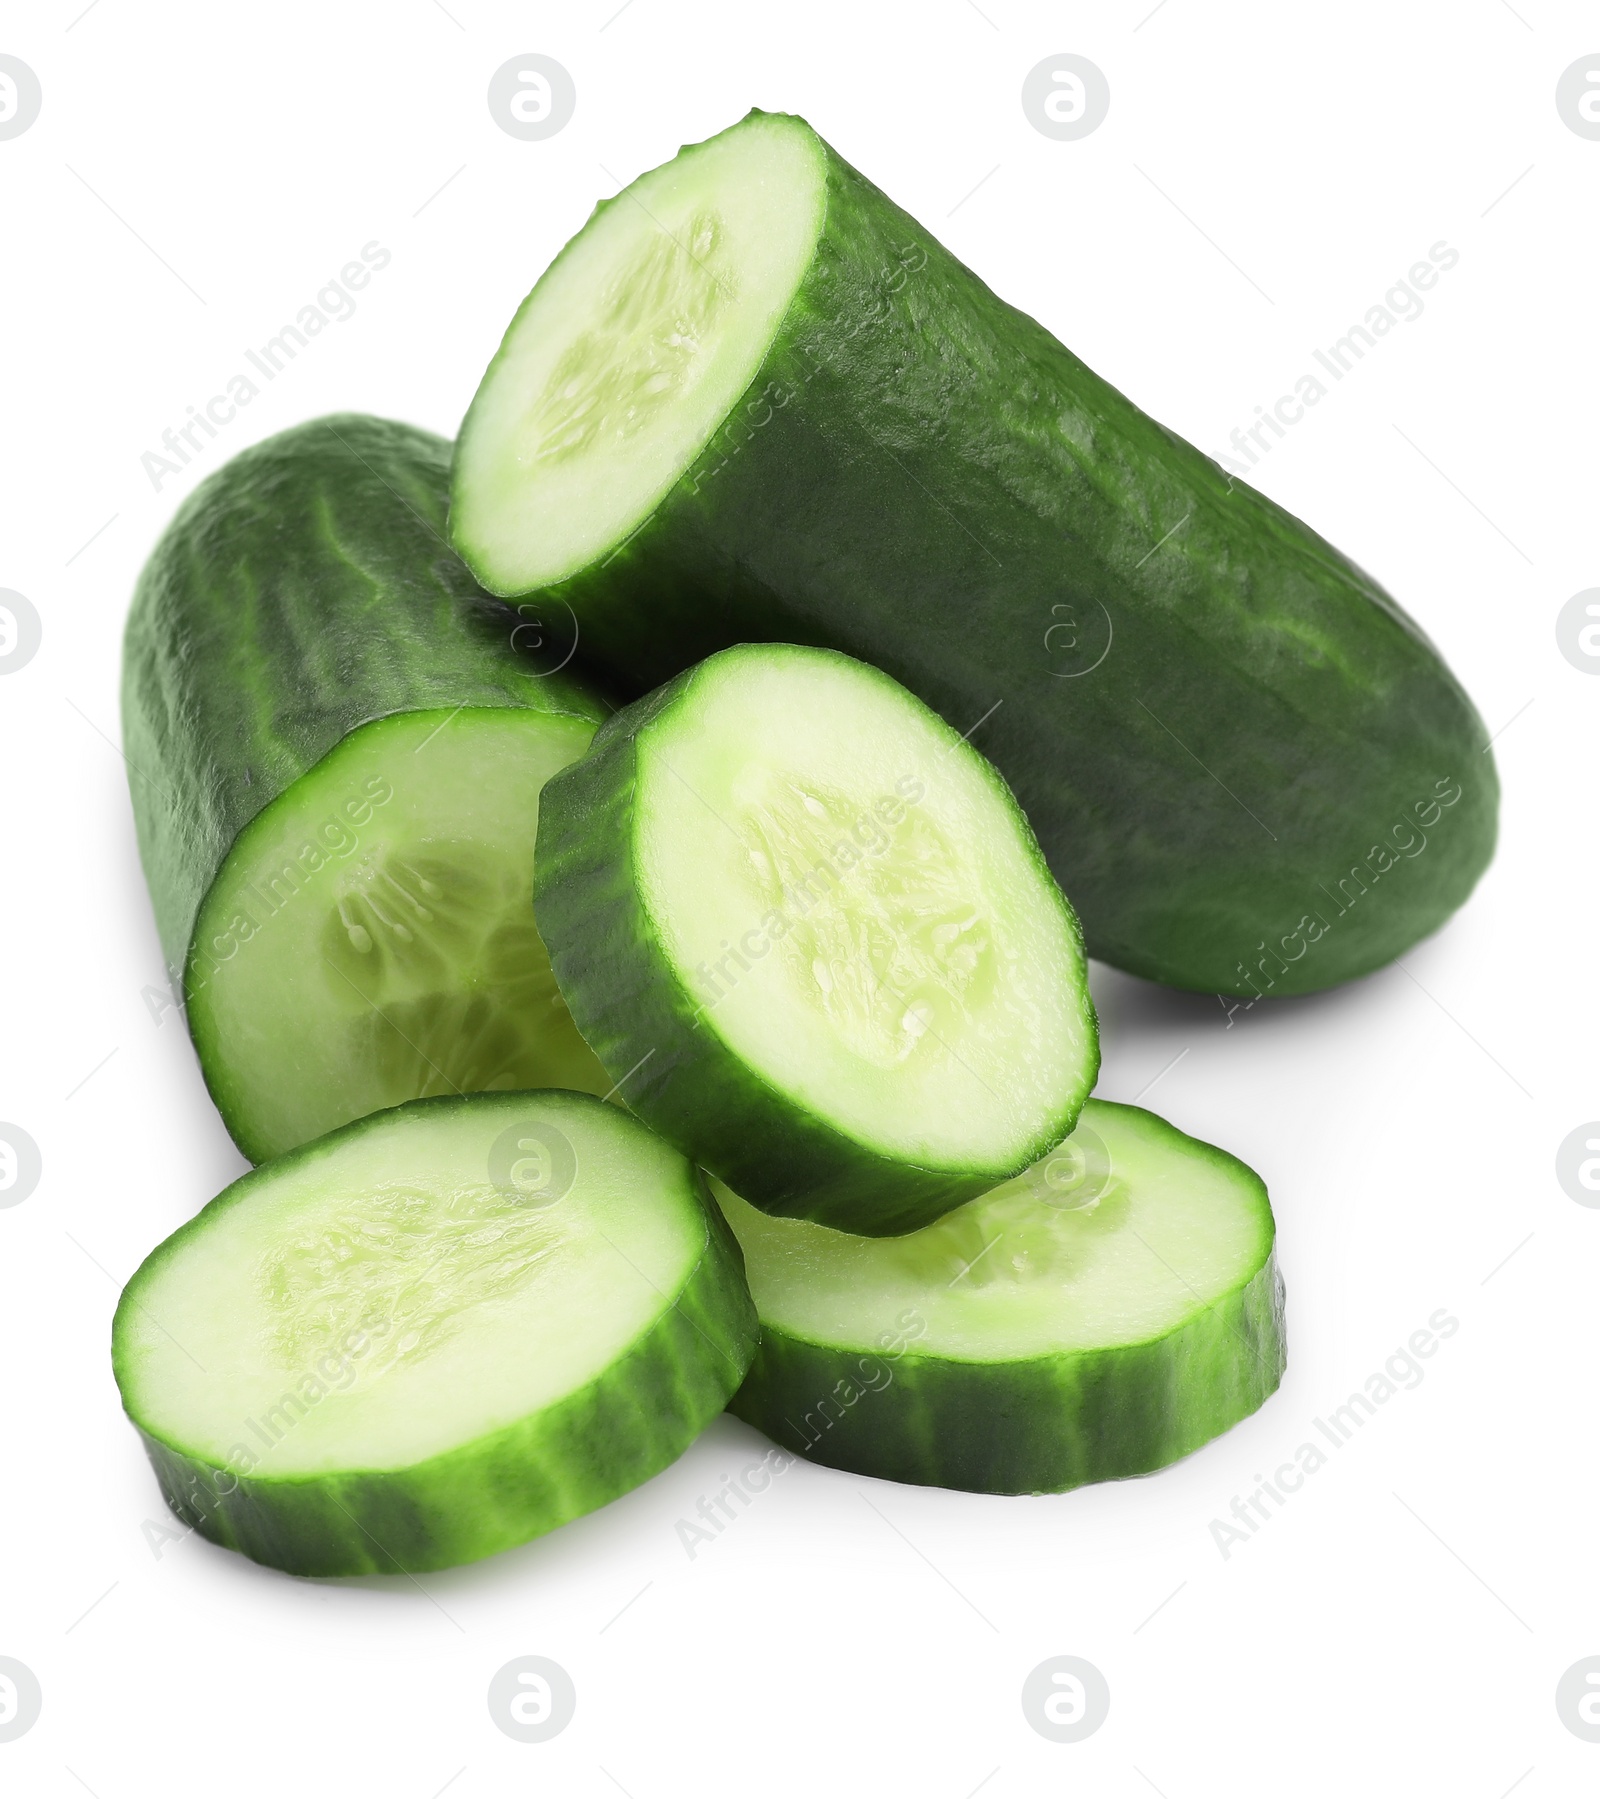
[1,1,1594,1793]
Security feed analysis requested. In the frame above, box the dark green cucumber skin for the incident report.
[533,650,1091,1238]
[725,1101,1285,1494]
[729,1254,1284,1494]
[115,1093,758,1577]
[458,112,1496,997]
[122,413,607,997]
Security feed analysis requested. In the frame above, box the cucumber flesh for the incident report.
[113,1091,757,1575]
[454,116,823,592]
[189,708,609,1162]
[534,642,1098,1236]
[716,1098,1285,1493]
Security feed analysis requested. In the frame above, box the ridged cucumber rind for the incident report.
[724,1104,1286,1494]
[728,1256,1284,1494]
[454,110,1497,997]
[532,647,1099,1237]
[112,1092,759,1577]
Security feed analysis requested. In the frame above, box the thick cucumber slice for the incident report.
[113,1091,757,1576]
[534,642,1098,1237]
[453,110,1497,997]
[123,415,613,1162]
[716,1099,1285,1494]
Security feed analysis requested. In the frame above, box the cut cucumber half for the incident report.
[534,642,1098,1236]
[123,415,615,1162]
[454,117,823,589]
[716,1099,1285,1494]
[113,1091,757,1576]
[452,110,1497,998]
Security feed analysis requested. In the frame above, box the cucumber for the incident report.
[123,414,614,1163]
[112,1090,757,1576]
[533,642,1098,1237]
[451,109,1498,997]
[715,1098,1284,1493]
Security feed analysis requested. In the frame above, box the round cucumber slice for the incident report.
[715,1099,1285,1494]
[534,642,1098,1236]
[113,1091,757,1576]
[189,707,609,1161]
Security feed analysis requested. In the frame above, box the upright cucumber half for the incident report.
[533,642,1098,1237]
[716,1098,1285,1494]
[113,1090,757,1576]
[452,109,1497,997]
[124,414,614,1163]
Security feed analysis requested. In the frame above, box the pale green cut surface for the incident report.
[713,1100,1274,1362]
[635,647,1094,1171]
[118,1099,704,1475]
[453,112,826,593]
[189,708,609,1161]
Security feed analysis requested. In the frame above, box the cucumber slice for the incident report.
[533,642,1098,1237]
[715,1099,1285,1494]
[123,415,614,1162]
[452,110,1497,998]
[113,1091,757,1576]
